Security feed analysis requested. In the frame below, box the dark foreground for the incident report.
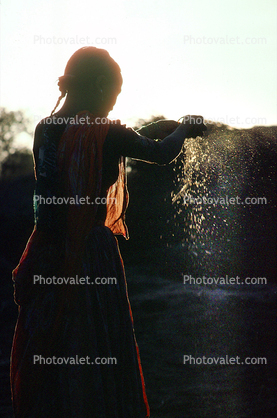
[1,267,276,418]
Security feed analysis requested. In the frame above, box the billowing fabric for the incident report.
[11,111,150,418]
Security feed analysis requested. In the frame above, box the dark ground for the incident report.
[1,268,276,417]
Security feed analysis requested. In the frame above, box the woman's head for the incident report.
[51,47,122,116]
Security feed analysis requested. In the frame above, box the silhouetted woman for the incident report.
[11,46,206,417]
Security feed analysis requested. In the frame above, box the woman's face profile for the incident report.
[106,84,121,114]
[92,74,122,116]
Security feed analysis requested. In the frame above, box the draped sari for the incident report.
[10,111,150,418]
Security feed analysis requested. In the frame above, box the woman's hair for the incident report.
[50,47,122,116]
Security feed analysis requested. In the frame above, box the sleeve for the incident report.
[107,123,187,165]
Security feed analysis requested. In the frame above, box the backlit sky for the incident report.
[1,0,276,148]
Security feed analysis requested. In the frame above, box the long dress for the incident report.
[11,111,185,418]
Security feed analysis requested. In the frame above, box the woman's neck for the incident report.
[55,95,107,118]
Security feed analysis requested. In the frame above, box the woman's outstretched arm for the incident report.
[107,116,206,165]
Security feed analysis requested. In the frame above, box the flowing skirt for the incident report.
[11,225,149,417]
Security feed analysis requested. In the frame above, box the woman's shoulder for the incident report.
[35,115,67,131]
[34,116,56,138]
[33,115,67,152]
[107,121,138,139]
